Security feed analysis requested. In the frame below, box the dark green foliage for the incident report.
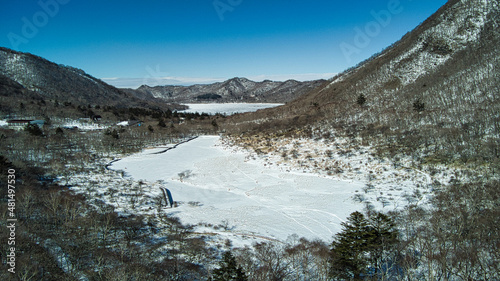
[196,93,222,100]
[367,212,400,278]
[413,99,425,112]
[330,211,399,280]
[55,127,64,135]
[330,211,373,280]
[25,123,43,136]
[158,119,167,128]
[211,251,248,281]
[104,129,119,139]
[357,94,366,106]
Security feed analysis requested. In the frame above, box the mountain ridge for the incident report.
[125,77,326,103]
[0,47,180,112]
[226,0,499,133]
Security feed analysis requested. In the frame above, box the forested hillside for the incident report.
[220,0,500,279]
[225,0,500,169]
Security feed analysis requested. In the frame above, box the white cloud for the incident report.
[102,73,336,89]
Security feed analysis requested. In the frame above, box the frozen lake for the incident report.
[110,136,363,242]
[178,103,283,115]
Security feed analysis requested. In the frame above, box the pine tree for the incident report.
[158,118,166,128]
[330,211,374,280]
[330,212,400,280]
[25,123,43,137]
[413,99,425,112]
[368,212,399,278]
[211,251,248,281]
[357,94,367,107]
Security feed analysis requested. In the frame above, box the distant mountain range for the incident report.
[0,46,326,117]
[124,77,326,103]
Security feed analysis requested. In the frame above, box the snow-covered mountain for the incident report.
[230,0,499,138]
[127,77,326,103]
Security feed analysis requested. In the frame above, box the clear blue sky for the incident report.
[1,0,447,88]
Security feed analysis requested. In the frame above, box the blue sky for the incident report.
[1,0,447,88]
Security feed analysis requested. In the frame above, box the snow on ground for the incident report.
[179,103,283,115]
[109,136,363,242]
[0,120,7,126]
[61,120,108,131]
[68,133,439,247]
[225,135,438,212]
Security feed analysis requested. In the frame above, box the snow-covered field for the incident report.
[110,136,363,242]
[178,103,283,115]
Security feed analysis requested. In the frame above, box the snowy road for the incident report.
[110,136,363,242]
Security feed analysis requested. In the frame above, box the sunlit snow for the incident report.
[110,136,362,241]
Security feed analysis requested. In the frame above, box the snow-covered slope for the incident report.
[107,136,362,242]
[231,0,499,139]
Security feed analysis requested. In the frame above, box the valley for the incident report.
[64,128,441,246]
[0,0,499,279]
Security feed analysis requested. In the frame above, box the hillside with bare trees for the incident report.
[1,0,499,280]
[224,0,500,170]
[0,47,183,114]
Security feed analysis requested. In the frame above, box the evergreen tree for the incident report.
[413,98,425,112]
[368,212,400,278]
[25,123,43,137]
[357,94,367,107]
[158,119,166,128]
[211,251,248,281]
[104,129,119,139]
[330,211,374,280]
[330,211,400,280]
[212,119,218,128]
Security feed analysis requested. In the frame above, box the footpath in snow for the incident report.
[110,136,364,242]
